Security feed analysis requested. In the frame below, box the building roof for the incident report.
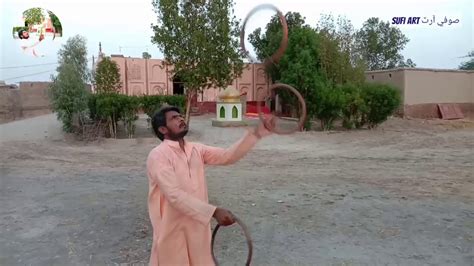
[366,67,474,74]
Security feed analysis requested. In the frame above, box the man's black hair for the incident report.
[151,106,181,141]
[18,30,27,39]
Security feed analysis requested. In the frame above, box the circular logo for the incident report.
[12,7,63,58]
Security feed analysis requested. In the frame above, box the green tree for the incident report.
[142,51,152,59]
[151,0,244,125]
[316,13,365,84]
[94,57,122,93]
[48,11,63,36]
[57,35,90,82]
[398,58,416,68]
[23,8,44,27]
[354,17,414,70]
[249,12,363,130]
[459,50,474,70]
[49,35,90,132]
[249,12,324,128]
[278,27,324,129]
[248,11,307,82]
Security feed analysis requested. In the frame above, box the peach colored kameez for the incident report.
[146,130,260,265]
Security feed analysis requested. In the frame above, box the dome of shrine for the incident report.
[218,86,241,103]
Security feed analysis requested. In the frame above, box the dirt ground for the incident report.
[1,114,473,265]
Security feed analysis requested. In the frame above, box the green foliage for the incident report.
[88,93,140,138]
[277,26,323,129]
[23,8,44,26]
[93,57,122,93]
[247,11,407,131]
[50,64,90,132]
[399,58,416,68]
[249,12,323,130]
[48,11,63,35]
[142,52,152,59]
[314,83,345,130]
[339,83,368,129]
[88,93,186,138]
[248,12,307,82]
[49,35,90,133]
[87,93,99,121]
[249,12,306,62]
[151,0,244,123]
[361,83,401,128]
[316,14,366,84]
[459,50,474,70]
[57,35,90,82]
[249,12,373,130]
[314,82,401,130]
[248,12,406,131]
[92,93,123,138]
[354,17,414,70]
[121,96,141,138]
[141,95,186,118]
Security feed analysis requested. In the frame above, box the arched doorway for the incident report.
[172,74,184,95]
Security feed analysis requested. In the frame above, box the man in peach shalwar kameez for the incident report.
[146,106,274,265]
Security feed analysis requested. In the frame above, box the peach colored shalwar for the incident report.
[146,130,260,266]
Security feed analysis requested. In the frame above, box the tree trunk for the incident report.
[184,90,194,126]
[108,117,113,138]
[113,115,117,138]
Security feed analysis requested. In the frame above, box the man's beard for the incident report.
[168,129,188,140]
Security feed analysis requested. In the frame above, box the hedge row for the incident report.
[87,93,186,138]
[85,83,399,137]
[315,82,402,130]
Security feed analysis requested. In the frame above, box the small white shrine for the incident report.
[212,87,247,127]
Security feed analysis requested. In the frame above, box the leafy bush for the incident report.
[121,96,141,138]
[314,83,345,131]
[93,93,123,138]
[339,83,368,129]
[87,93,99,121]
[49,63,90,133]
[141,95,186,118]
[88,94,186,138]
[361,83,401,128]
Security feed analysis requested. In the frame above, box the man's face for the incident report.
[22,31,29,39]
[162,110,188,140]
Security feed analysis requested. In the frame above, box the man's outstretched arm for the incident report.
[200,116,275,165]
[200,129,260,166]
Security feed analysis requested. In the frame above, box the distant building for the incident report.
[93,43,272,113]
[0,81,52,122]
[366,68,474,118]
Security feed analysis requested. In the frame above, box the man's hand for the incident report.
[213,207,235,226]
[254,114,276,138]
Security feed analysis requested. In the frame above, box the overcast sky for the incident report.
[0,0,472,84]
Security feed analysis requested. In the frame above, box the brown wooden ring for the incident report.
[211,216,253,266]
[240,4,288,68]
[257,83,307,134]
